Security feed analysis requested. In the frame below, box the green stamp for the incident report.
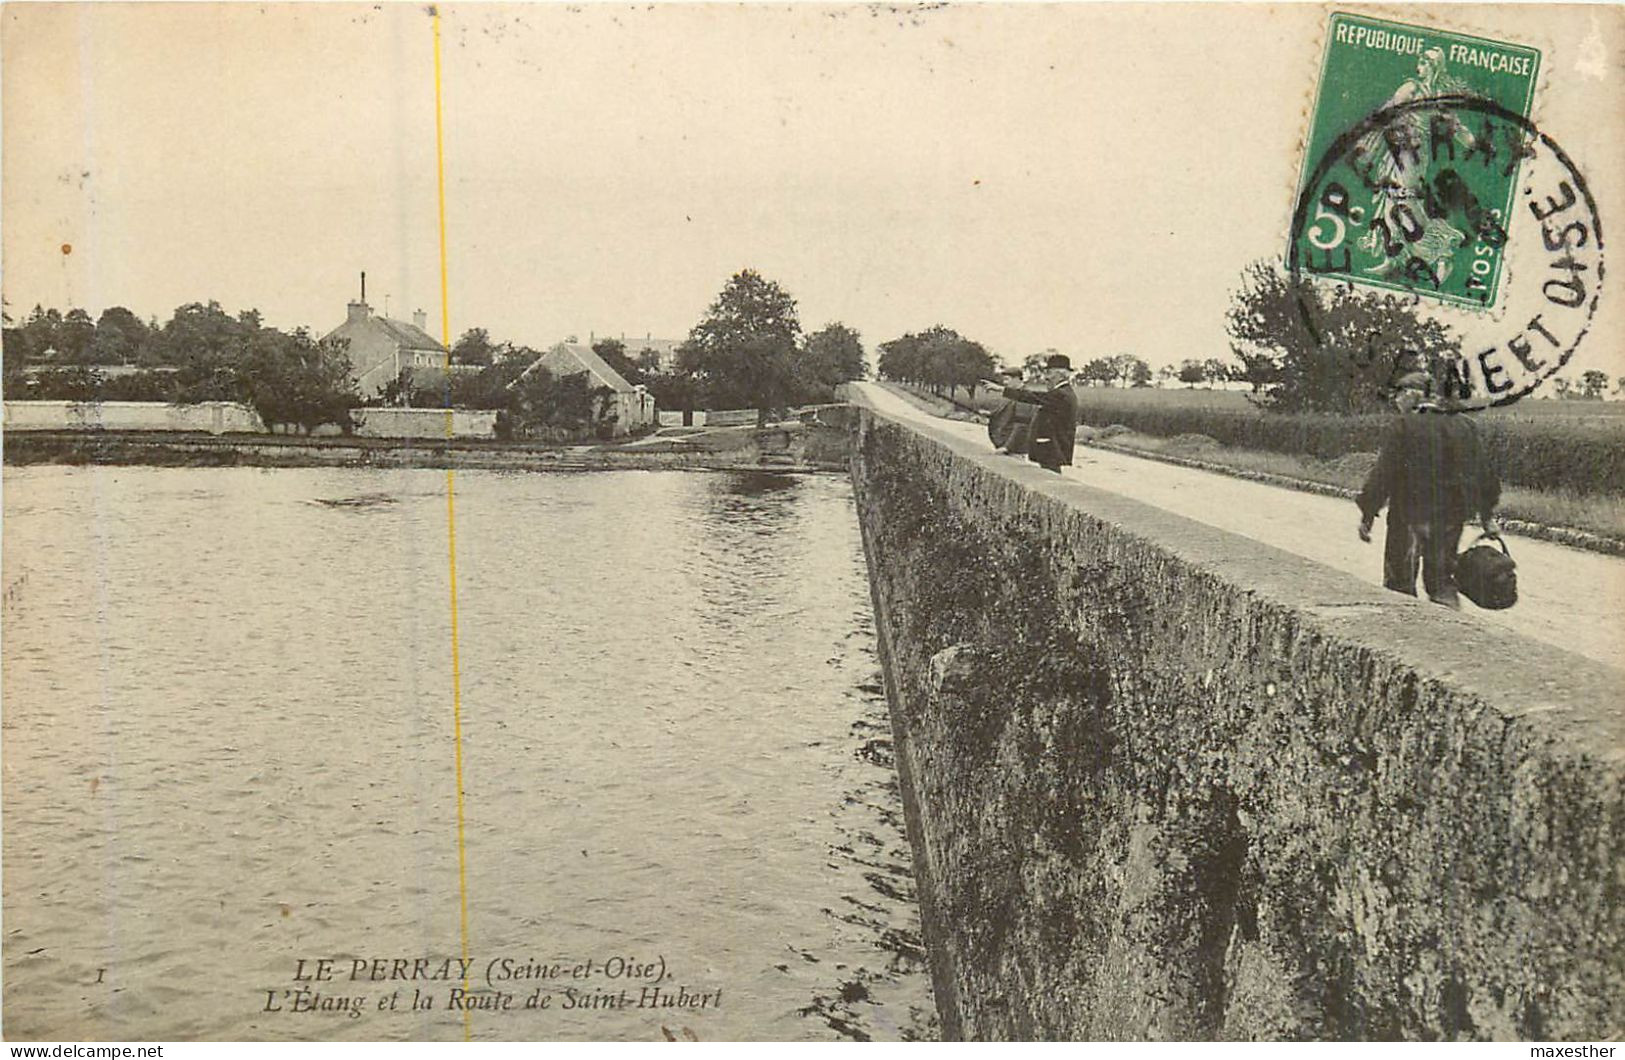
[1292,13,1541,309]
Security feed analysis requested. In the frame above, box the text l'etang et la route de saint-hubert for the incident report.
[261,954,723,1020]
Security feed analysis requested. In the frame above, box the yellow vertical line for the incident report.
[431,6,474,1043]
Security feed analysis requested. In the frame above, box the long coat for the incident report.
[1002,382,1080,469]
[1356,411,1500,527]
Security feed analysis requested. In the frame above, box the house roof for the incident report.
[519,342,637,393]
[370,316,448,353]
[323,311,448,354]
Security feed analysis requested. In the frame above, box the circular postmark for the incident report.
[1288,94,1604,410]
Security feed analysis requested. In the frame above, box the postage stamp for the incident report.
[1288,13,1604,409]
[1291,13,1541,309]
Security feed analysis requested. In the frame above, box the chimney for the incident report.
[413,308,427,330]
[348,270,370,322]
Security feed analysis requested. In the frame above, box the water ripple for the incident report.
[3,465,935,1041]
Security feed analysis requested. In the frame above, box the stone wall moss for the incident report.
[851,410,1624,1041]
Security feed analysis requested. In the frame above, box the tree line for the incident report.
[873,332,1251,398]
[1223,259,1625,412]
[2,300,607,439]
[427,270,870,431]
[4,301,360,433]
[555,270,869,428]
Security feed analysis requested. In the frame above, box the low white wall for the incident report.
[657,410,708,428]
[350,407,498,439]
[3,400,264,434]
[702,409,758,426]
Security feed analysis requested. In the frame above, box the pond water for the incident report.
[2,465,934,1041]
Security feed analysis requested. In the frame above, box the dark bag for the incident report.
[1456,533,1517,609]
[988,401,1017,448]
[987,401,1031,454]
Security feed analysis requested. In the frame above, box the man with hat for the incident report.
[982,354,1080,474]
[1356,366,1501,608]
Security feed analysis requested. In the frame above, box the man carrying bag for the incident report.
[1356,370,1502,609]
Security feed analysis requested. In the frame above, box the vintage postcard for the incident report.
[3,2,1622,1046]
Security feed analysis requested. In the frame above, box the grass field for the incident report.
[1053,386,1625,498]
[1052,384,1625,420]
[1094,427,1625,543]
[904,381,1625,543]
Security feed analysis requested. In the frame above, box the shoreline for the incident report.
[2,424,852,475]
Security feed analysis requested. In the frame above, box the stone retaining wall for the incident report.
[848,396,1624,1041]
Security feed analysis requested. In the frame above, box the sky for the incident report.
[4,2,1623,374]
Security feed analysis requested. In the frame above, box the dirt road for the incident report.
[854,381,1625,672]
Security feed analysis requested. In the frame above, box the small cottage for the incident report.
[518,342,656,437]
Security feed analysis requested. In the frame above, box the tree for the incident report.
[1,301,25,366]
[1109,353,1152,388]
[52,309,97,362]
[452,327,496,367]
[375,368,417,408]
[1579,369,1608,400]
[645,371,700,424]
[1225,259,1457,413]
[448,357,529,410]
[1178,359,1207,387]
[795,322,866,401]
[89,307,150,365]
[930,327,995,399]
[14,305,63,362]
[1156,364,1178,387]
[1228,342,1279,394]
[877,326,995,399]
[592,337,644,386]
[100,370,179,402]
[1553,376,1573,399]
[1079,358,1116,387]
[155,301,253,364]
[26,366,106,401]
[878,333,923,385]
[679,269,801,426]
[238,329,357,434]
[1202,359,1232,387]
[501,366,598,440]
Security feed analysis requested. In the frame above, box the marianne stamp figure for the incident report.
[1352,46,1483,284]
[1356,368,1502,608]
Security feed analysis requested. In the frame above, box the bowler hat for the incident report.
[1045,354,1072,370]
